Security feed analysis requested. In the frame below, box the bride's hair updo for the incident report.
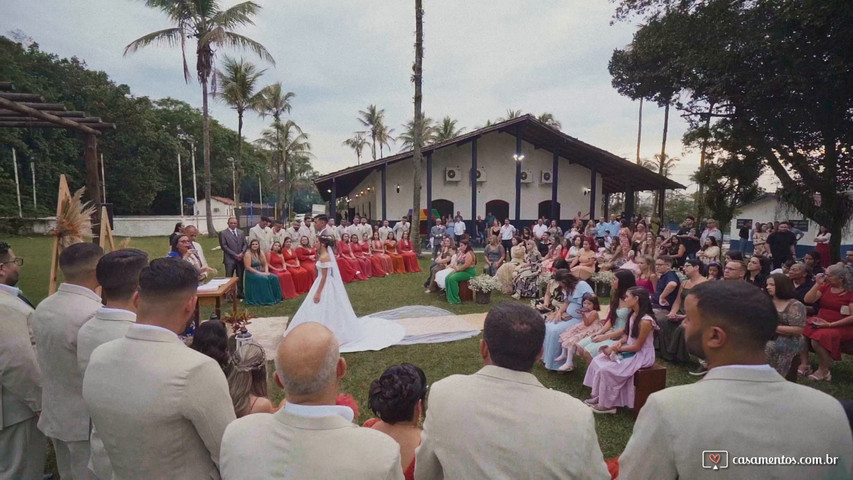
[368,363,428,424]
[319,234,335,249]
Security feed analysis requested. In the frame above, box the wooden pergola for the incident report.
[0,81,116,206]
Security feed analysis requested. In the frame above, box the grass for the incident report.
[7,234,852,464]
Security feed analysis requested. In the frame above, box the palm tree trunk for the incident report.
[235,111,243,225]
[411,0,424,253]
[635,98,643,212]
[202,77,216,236]
[654,101,670,216]
[696,102,713,221]
[371,132,377,161]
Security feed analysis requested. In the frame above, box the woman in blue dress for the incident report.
[242,239,283,306]
[542,270,594,371]
[577,269,636,363]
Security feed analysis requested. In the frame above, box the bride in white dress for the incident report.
[285,235,405,352]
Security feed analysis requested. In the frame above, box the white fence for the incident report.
[1,215,231,237]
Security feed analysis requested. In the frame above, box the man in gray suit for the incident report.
[619,281,853,479]
[83,258,236,480]
[33,242,103,480]
[415,302,610,479]
[219,216,247,298]
[0,242,45,480]
[220,322,403,479]
[77,249,148,480]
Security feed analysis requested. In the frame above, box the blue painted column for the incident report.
[515,132,522,222]
[330,178,337,221]
[589,167,597,219]
[381,163,387,220]
[426,152,433,232]
[471,139,478,221]
[551,150,559,220]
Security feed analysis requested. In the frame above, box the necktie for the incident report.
[233,229,238,237]
[18,292,34,309]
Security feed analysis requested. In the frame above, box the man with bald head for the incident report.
[220,322,403,479]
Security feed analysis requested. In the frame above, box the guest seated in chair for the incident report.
[569,239,597,281]
[242,240,283,306]
[363,363,428,480]
[800,264,853,381]
[442,239,477,305]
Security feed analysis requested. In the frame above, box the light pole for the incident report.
[228,157,237,218]
[191,142,198,227]
[177,152,184,222]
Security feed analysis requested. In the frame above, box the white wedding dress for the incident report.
[285,248,405,353]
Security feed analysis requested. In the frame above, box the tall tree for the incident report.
[216,56,264,222]
[498,109,524,121]
[255,83,295,216]
[357,105,385,161]
[536,112,562,130]
[255,120,310,218]
[125,0,274,236]
[411,0,425,253]
[434,116,465,142]
[375,123,395,158]
[342,132,370,165]
[399,115,435,150]
[612,0,853,260]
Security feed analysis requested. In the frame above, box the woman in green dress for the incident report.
[445,239,477,304]
[242,239,283,306]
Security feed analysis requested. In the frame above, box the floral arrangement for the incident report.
[468,274,502,293]
[590,270,616,286]
[222,310,256,335]
[51,187,96,250]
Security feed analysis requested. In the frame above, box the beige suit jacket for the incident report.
[220,408,404,480]
[0,289,41,430]
[77,307,136,480]
[619,365,853,479]
[249,225,273,252]
[83,323,236,480]
[32,283,101,441]
[415,365,610,480]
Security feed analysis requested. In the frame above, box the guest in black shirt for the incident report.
[766,221,798,269]
[787,262,819,315]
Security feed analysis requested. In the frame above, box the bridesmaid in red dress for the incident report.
[281,237,311,293]
[334,233,359,283]
[384,232,407,274]
[296,236,318,284]
[371,232,393,275]
[267,242,298,299]
[350,237,374,278]
[399,231,422,273]
[341,234,369,280]
[361,233,387,277]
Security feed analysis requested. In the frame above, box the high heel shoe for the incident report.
[808,370,832,382]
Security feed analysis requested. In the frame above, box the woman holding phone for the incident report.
[799,265,853,381]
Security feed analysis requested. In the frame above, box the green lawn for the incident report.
[6,234,852,464]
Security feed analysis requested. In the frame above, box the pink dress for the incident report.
[583,313,658,409]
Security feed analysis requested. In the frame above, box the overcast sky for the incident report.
[5,0,754,191]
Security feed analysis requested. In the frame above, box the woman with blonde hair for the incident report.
[227,342,273,417]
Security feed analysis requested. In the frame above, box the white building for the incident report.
[314,116,682,229]
[196,196,237,219]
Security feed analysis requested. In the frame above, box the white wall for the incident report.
[114,215,231,237]
[196,198,235,219]
[340,131,604,221]
[730,196,853,247]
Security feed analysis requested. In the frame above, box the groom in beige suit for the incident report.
[220,322,403,479]
[33,242,103,480]
[77,249,148,480]
[83,258,236,480]
[0,242,45,480]
[415,302,610,480]
[619,281,853,479]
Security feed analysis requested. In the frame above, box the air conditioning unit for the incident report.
[541,170,553,184]
[475,167,487,182]
[445,167,461,182]
[520,169,534,183]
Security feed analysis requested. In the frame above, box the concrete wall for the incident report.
[113,215,231,237]
[340,130,604,223]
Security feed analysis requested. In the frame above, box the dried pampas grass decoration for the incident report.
[52,187,96,250]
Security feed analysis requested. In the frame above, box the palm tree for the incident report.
[255,120,311,217]
[536,112,562,130]
[255,83,295,216]
[398,115,435,150]
[216,56,264,222]
[342,133,370,165]
[498,109,524,122]
[125,0,274,236]
[434,116,465,142]
[357,105,386,160]
[411,0,425,253]
[375,123,395,158]
[642,153,679,214]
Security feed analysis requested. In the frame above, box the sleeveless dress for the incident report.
[765,300,807,375]
[577,307,631,357]
[542,281,593,370]
[296,246,318,284]
[399,239,422,272]
[385,240,407,274]
[362,241,387,277]
[636,276,655,293]
[657,283,694,363]
[243,257,283,306]
[350,242,374,278]
[583,313,658,409]
[362,418,417,480]
[483,244,503,276]
[267,252,298,299]
[445,253,477,304]
[372,240,394,274]
[334,245,359,283]
[282,248,311,293]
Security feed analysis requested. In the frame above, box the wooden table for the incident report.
[195,277,239,327]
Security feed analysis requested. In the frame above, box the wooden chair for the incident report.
[633,364,667,420]
[458,280,474,302]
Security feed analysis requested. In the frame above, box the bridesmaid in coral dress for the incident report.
[281,237,311,293]
[267,242,299,299]
[385,232,407,274]
[334,233,360,283]
[360,233,386,277]
[350,237,374,278]
[296,236,318,284]
[371,232,393,275]
[399,231,422,273]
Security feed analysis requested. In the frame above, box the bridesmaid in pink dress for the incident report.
[360,233,386,277]
[350,238,374,278]
[296,236,318,284]
[336,234,366,281]
[371,232,394,275]
[267,242,298,299]
[281,237,311,293]
[399,231,422,273]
